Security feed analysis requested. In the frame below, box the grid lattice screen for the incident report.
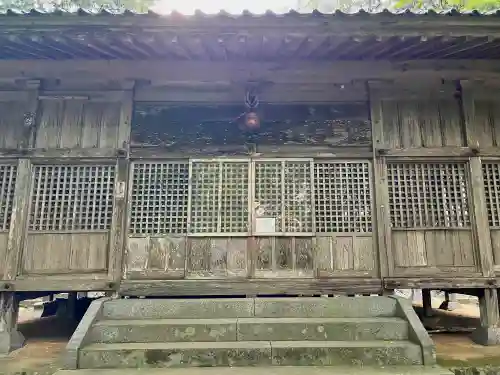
[0,164,17,231]
[255,161,313,233]
[314,161,372,233]
[130,162,189,235]
[29,165,115,231]
[483,162,500,227]
[387,162,470,228]
[190,161,249,233]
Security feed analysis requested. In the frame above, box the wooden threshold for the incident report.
[119,278,384,296]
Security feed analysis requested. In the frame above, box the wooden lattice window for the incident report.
[387,162,470,229]
[129,162,189,235]
[0,164,17,231]
[314,161,372,233]
[483,162,500,227]
[29,165,115,231]
[190,161,249,234]
[254,160,313,233]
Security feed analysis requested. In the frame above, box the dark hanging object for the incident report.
[241,88,260,130]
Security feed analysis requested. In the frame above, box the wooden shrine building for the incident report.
[1,8,500,353]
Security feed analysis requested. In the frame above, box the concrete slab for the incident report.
[54,366,452,375]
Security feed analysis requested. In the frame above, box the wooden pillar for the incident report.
[0,292,24,355]
[422,289,433,317]
[4,159,31,281]
[472,289,500,345]
[461,80,500,344]
[367,82,393,285]
[107,85,133,289]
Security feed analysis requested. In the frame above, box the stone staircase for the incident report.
[65,296,436,369]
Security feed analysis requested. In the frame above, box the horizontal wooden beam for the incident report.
[0,148,125,159]
[119,278,384,296]
[1,60,500,87]
[384,277,499,289]
[378,147,474,158]
[2,276,116,292]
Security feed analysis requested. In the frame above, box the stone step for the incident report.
[102,297,397,320]
[88,317,408,343]
[78,341,422,368]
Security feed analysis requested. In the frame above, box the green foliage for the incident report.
[297,0,500,11]
[393,0,500,11]
[0,0,156,12]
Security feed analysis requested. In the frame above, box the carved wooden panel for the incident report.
[0,164,16,231]
[29,164,115,231]
[132,103,371,151]
[387,162,470,229]
[255,237,314,278]
[126,235,186,279]
[129,161,189,235]
[187,237,248,278]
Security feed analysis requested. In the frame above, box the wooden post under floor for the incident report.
[472,288,500,345]
[0,292,24,355]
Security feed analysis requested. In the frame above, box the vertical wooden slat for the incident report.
[469,157,495,276]
[368,88,392,278]
[4,159,31,280]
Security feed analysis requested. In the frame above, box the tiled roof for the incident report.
[0,7,499,60]
[1,7,500,17]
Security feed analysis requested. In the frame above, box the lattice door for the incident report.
[0,164,17,232]
[190,160,250,235]
[253,159,313,234]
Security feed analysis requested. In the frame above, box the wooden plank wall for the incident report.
[371,81,480,278]
[0,89,130,288]
[35,99,123,149]
[462,81,500,276]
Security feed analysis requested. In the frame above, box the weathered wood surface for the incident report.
[125,234,376,280]
[391,230,477,273]
[0,101,29,149]
[34,100,123,149]
[0,233,9,278]
[132,103,371,150]
[2,61,500,87]
[119,278,384,296]
[21,233,108,274]
[316,235,376,277]
[378,99,465,149]
[126,236,186,279]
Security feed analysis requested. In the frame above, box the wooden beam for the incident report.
[0,148,120,159]
[469,157,495,277]
[119,278,383,296]
[384,277,499,289]
[0,292,24,355]
[3,159,31,281]
[107,90,132,283]
[1,60,500,87]
[368,84,393,279]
